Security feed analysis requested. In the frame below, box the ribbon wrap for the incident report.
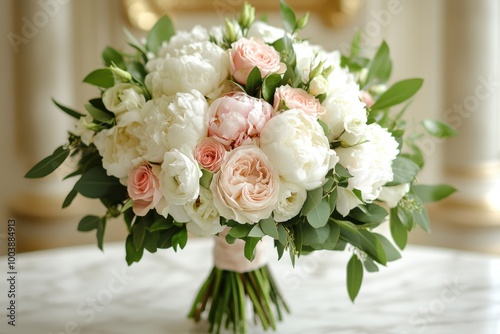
[213,228,269,273]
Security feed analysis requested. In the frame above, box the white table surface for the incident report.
[1,238,499,334]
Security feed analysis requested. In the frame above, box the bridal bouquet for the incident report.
[26,1,456,333]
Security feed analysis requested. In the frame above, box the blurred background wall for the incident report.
[0,0,499,254]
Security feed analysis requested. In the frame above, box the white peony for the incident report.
[137,90,208,163]
[145,37,229,99]
[336,123,399,207]
[339,114,368,146]
[158,26,211,54]
[185,187,224,237]
[378,183,410,208]
[159,148,202,206]
[320,61,366,142]
[93,121,143,183]
[260,108,338,190]
[336,187,363,217]
[273,180,307,222]
[102,83,145,116]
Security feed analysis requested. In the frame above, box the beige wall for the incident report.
[1,0,497,254]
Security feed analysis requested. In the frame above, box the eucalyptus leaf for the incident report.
[373,233,401,261]
[62,188,78,208]
[301,187,323,216]
[347,254,363,302]
[279,0,296,33]
[83,69,115,88]
[390,208,408,249]
[146,15,175,54]
[387,156,419,186]
[25,146,70,179]
[259,217,279,239]
[248,224,265,238]
[244,237,261,261]
[306,198,330,228]
[421,119,458,138]
[371,78,423,110]
[229,224,254,239]
[302,222,330,246]
[96,218,106,251]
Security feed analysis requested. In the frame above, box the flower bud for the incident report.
[109,65,132,82]
[239,2,256,29]
[309,75,329,96]
[224,18,238,43]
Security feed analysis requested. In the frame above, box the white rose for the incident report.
[138,90,208,163]
[159,148,202,206]
[336,123,399,204]
[247,21,285,43]
[185,187,224,237]
[378,183,410,208]
[102,83,145,115]
[145,41,229,99]
[260,108,338,190]
[273,180,307,222]
[320,66,366,141]
[294,41,322,84]
[93,122,143,183]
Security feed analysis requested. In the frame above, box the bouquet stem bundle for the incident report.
[189,265,289,334]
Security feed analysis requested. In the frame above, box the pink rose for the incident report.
[229,37,286,85]
[194,137,227,172]
[127,164,163,216]
[360,91,375,108]
[210,145,279,224]
[274,85,325,118]
[208,92,273,148]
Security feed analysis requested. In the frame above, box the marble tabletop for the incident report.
[0,238,499,334]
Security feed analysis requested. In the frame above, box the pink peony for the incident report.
[194,137,227,172]
[210,145,279,224]
[208,92,273,148]
[229,37,286,85]
[127,164,163,216]
[274,85,325,118]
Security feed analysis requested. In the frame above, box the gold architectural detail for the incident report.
[123,0,363,31]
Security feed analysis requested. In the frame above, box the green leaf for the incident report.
[411,195,431,232]
[244,237,261,261]
[338,221,386,265]
[25,146,70,178]
[306,198,330,228]
[102,47,125,69]
[390,208,408,249]
[301,186,323,216]
[200,169,213,189]
[363,257,379,273]
[148,216,174,232]
[245,66,263,96]
[262,74,282,103]
[52,98,84,119]
[77,215,100,232]
[172,227,188,251]
[132,220,146,251]
[96,218,106,251]
[229,224,254,239]
[349,204,388,225]
[248,224,265,238]
[127,61,148,85]
[124,27,147,55]
[349,31,362,58]
[126,234,144,265]
[144,230,160,253]
[74,166,122,199]
[320,221,340,250]
[347,254,363,302]
[387,156,419,186]
[421,119,458,138]
[84,103,114,123]
[280,0,296,33]
[364,41,391,87]
[62,188,78,208]
[146,15,175,54]
[277,224,288,245]
[83,69,115,88]
[259,217,279,239]
[371,78,423,110]
[413,184,456,203]
[374,233,401,262]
